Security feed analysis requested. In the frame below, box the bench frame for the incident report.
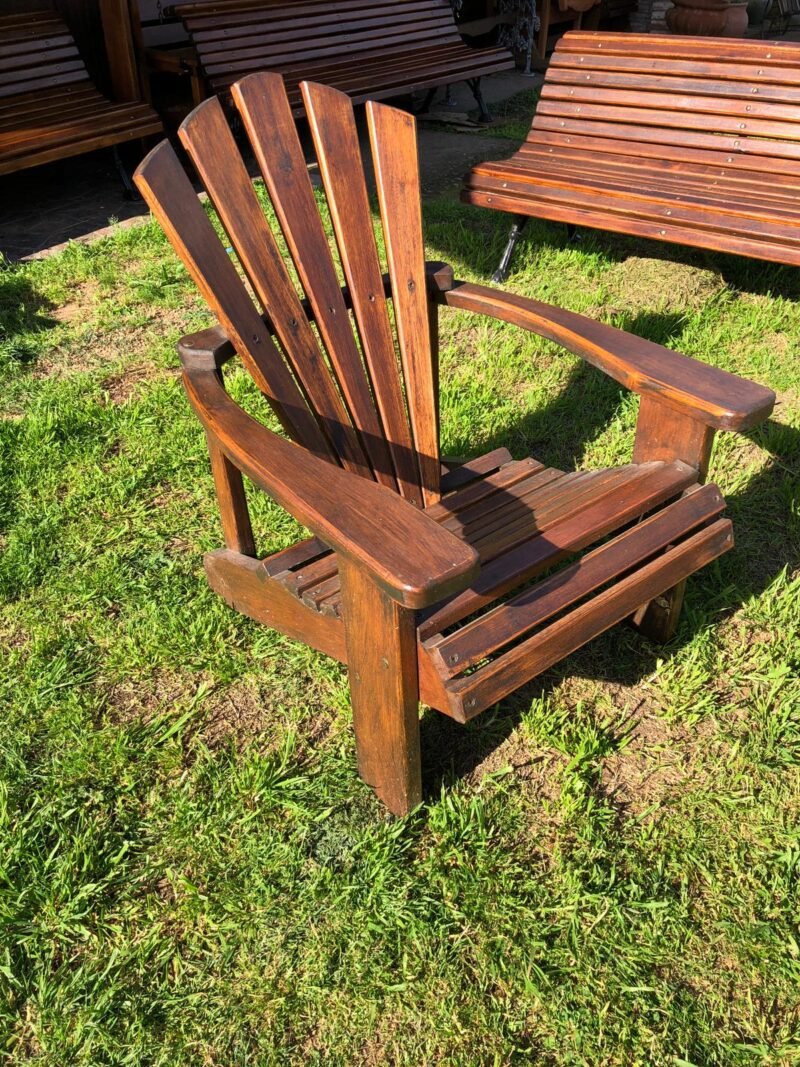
[463,30,800,280]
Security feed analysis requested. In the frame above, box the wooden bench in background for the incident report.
[159,0,514,120]
[0,5,162,179]
[463,31,800,280]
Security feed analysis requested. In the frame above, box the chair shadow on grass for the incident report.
[0,271,59,366]
[417,302,800,800]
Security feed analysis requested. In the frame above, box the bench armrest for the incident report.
[184,365,479,609]
[437,282,775,431]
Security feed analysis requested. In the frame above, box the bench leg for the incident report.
[566,223,582,242]
[417,87,438,115]
[112,146,140,201]
[493,215,528,284]
[467,77,492,123]
[339,559,422,816]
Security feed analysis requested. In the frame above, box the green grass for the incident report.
[1,179,799,1066]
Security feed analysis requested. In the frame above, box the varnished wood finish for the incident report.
[206,432,256,557]
[367,98,441,505]
[138,77,775,814]
[631,395,715,641]
[340,558,422,815]
[438,282,774,431]
[163,0,512,112]
[0,10,161,176]
[464,31,800,268]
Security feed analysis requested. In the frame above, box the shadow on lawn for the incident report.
[419,394,800,800]
[0,271,59,365]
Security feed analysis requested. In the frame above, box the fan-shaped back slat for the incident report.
[134,140,333,460]
[137,74,442,504]
[301,80,423,506]
[232,71,400,493]
[178,96,373,480]
[366,99,440,507]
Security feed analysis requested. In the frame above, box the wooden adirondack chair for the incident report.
[134,77,775,815]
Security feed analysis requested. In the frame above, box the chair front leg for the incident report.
[631,394,716,642]
[338,558,422,816]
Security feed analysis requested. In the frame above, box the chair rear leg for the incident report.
[493,215,528,284]
[467,77,492,123]
[339,559,422,816]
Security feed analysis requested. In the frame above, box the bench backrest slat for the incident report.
[170,0,469,91]
[533,32,800,176]
[0,12,92,98]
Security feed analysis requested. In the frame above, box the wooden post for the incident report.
[631,394,715,642]
[99,0,141,102]
[338,559,422,816]
[206,434,257,557]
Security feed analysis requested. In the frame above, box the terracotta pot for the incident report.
[723,1,749,33]
[666,0,730,35]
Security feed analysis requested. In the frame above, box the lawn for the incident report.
[1,159,799,1065]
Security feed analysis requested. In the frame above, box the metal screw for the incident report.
[448,653,460,665]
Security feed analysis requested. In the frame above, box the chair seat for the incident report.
[262,451,731,720]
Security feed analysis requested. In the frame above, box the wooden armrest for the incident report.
[436,282,775,432]
[184,365,479,609]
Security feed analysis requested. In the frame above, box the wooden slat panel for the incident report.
[462,185,800,269]
[179,96,374,482]
[440,448,514,492]
[301,80,423,504]
[418,460,697,639]
[522,129,800,180]
[446,518,733,719]
[429,484,725,677]
[367,99,441,506]
[233,72,400,492]
[134,142,334,460]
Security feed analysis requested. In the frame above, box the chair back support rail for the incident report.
[464,31,800,280]
[0,8,161,176]
[135,75,774,815]
[163,0,513,115]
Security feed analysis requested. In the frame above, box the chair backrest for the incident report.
[135,75,440,507]
[534,31,800,177]
[166,0,469,100]
[0,10,93,100]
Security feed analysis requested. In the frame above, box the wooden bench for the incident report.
[463,31,800,280]
[0,8,162,177]
[163,0,514,119]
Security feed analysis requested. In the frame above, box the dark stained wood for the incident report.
[233,73,400,493]
[427,484,726,678]
[446,518,733,720]
[162,0,512,112]
[206,432,256,557]
[135,140,335,461]
[418,459,699,639]
[0,9,161,176]
[138,75,775,814]
[631,394,716,642]
[438,282,775,431]
[179,95,375,483]
[439,448,514,492]
[180,364,479,609]
[464,30,800,271]
[301,80,422,505]
[367,98,441,505]
[339,558,422,815]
